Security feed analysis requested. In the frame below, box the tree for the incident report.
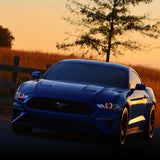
[57,0,160,62]
[0,25,15,49]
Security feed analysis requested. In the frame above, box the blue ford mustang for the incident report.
[11,59,156,146]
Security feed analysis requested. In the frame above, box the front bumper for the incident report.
[12,100,122,135]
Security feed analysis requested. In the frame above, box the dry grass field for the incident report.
[0,48,77,81]
[0,47,160,127]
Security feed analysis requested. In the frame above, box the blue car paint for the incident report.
[11,59,156,136]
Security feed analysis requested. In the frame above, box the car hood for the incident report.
[19,79,127,104]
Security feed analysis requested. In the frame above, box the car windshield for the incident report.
[43,62,128,88]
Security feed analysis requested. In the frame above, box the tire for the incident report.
[117,107,128,147]
[143,105,156,140]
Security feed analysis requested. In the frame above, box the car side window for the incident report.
[130,70,142,89]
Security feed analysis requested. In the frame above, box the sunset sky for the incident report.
[0,0,160,68]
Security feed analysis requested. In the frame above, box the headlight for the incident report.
[15,91,29,101]
[97,102,120,110]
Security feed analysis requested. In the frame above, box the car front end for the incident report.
[12,80,125,136]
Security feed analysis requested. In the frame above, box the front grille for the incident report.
[26,97,94,116]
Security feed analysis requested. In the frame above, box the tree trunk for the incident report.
[106,20,114,62]
[106,0,116,62]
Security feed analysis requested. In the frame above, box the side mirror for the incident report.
[135,83,146,90]
[31,71,41,80]
[46,63,51,70]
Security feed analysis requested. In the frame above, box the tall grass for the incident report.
[0,47,77,69]
[0,48,77,81]
[0,48,160,127]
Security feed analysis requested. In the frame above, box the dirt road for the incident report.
[0,115,160,157]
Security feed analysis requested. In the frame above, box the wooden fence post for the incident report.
[10,56,20,99]
[0,56,47,105]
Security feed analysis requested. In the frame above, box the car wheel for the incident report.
[117,107,128,147]
[144,105,155,140]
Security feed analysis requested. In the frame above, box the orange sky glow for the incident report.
[0,0,160,68]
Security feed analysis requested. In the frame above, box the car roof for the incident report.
[60,59,131,72]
